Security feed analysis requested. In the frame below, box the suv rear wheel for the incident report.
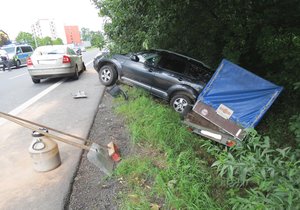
[99,65,117,86]
[170,93,193,115]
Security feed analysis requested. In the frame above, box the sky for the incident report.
[0,0,104,43]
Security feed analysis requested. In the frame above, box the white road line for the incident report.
[9,73,28,80]
[86,60,93,66]
[0,78,67,126]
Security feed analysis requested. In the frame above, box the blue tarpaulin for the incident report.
[197,59,283,128]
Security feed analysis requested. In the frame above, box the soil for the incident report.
[66,92,133,210]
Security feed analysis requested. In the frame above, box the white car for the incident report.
[27,45,86,83]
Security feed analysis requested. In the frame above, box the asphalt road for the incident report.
[0,48,105,210]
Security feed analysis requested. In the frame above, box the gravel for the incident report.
[66,93,133,210]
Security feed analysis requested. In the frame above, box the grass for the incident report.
[112,87,228,209]
[111,86,300,210]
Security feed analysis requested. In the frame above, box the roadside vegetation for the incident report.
[113,87,300,209]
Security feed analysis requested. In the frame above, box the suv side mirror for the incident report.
[130,55,139,62]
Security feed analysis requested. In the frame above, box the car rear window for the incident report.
[33,46,66,56]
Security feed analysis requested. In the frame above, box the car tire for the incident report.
[73,66,79,80]
[99,65,117,86]
[15,60,21,69]
[32,77,40,84]
[170,93,193,115]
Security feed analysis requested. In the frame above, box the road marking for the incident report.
[9,73,28,80]
[86,60,93,66]
[0,78,67,126]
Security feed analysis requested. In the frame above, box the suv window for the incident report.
[16,47,22,54]
[21,46,33,53]
[138,52,161,66]
[158,53,186,74]
[186,60,212,81]
[2,47,15,54]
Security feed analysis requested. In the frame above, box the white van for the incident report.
[1,44,34,68]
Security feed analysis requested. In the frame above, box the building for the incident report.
[64,26,81,45]
[31,19,57,39]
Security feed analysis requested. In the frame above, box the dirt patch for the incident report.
[66,93,133,210]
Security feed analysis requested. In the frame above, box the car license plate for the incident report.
[38,60,56,64]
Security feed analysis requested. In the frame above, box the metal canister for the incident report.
[28,129,61,172]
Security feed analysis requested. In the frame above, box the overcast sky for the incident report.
[0,0,104,42]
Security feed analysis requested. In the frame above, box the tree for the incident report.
[91,31,105,49]
[52,38,63,45]
[81,27,92,41]
[15,32,36,48]
[0,30,10,46]
[38,36,53,46]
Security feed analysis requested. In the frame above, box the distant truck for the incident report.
[184,59,283,147]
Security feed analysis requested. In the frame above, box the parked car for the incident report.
[93,49,213,114]
[1,44,33,68]
[27,45,86,84]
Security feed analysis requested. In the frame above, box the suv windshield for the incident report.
[2,47,15,54]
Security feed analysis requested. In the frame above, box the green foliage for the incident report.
[0,30,10,46]
[90,31,105,49]
[52,38,63,45]
[115,86,300,209]
[94,0,300,149]
[15,32,63,48]
[289,114,300,145]
[81,27,92,41]
[38,36,53,46]
[114,86,225,209]
[205,130,300,209]
[15,32,35,47]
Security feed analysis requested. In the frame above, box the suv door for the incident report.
[151,53,189,99]
[121,52,161,91]
[20,46,33,64]
[16,47,27,64]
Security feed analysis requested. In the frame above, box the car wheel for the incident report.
[15,60,21,69]
[170,93,193,115]
[32,77,40,84]
[99,65,117,86]
[73,66,79,80]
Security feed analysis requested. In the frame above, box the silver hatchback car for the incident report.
[27,45,86,83]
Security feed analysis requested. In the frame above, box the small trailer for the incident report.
[184,59,283,147]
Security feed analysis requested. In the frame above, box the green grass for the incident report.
[112,86,300,210]
[113,87,227,209]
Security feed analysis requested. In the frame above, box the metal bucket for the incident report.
[29,130,61,172]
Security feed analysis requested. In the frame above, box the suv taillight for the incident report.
[63,55,71,63]
[26,57,33,66]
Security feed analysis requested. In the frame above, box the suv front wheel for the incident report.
[170,93,193,115]
[99,65,117,86]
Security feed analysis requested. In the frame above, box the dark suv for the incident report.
[93,49,212,114]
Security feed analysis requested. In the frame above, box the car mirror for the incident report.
[130,55,139,62]
[76,50,82,56]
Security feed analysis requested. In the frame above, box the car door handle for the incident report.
[149,68,154,72]
[178,77,183,81]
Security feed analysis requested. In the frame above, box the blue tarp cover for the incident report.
[197,59,283,128]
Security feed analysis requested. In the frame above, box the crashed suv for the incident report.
[93,49,213,114]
